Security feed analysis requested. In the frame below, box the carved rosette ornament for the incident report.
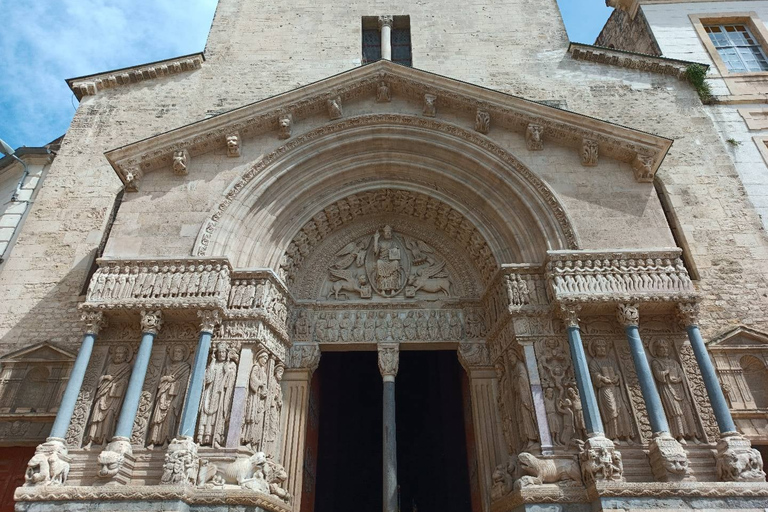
[161,437,199,486]
[475,109,490,134]
[581,139,598,166]
[23,438,71,488]
[198,309,222,334]
[616,303,639,328]
[140,310,163,335]
[378,344,399,380]
[578,435,624,484]
[81,311,106,336]
[560,304,581,329]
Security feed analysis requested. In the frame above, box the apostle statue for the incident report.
[650,338,698,443]
[507,348,539,451]
[242,351,270,449]
[262,364,285,457]
[197,342,237,448]
[588,338,634,442]
[147,344,191,448]
[84,344,132,449]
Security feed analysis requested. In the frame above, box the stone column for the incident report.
[98,310,162,484]
[281,344,321,511]
[378,343,399,512]
[458,342,508,512]
[560,305,624,484]
[161,310,221,486]
[25,311,106,488]
[379,15,393,61]
[678,303,766,482]
[617,303,690,482]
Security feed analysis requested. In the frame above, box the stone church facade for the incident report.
[4,0,768,510]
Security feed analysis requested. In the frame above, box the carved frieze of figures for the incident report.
[650,338,699,443]
[148,344,191,448]
[526,124,543,151]
[228,279,266,309]
[86,261,230,305]
[172,149,189,175]
[278,114,292,139]
[546,251,695,301]
[587,338,635,443]
[376,81,391,103]
[226,133,241,157]
[84,344,133,449]
[536,338,585,448]
[581,139,598,166]
[324,225,453,300]
[302,309,465,343]
[475,109,490,134]
[506,274,531,307]
[495,347,539,452]
[197,342,238,448]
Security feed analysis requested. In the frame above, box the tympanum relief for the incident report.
[324,225,453,300]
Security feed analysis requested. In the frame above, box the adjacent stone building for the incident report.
[3,0,768,511]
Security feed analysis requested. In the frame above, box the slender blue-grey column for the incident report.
[49,311,104,440]
[617,304,670,434]
[178,310,220,438]
[378,344,399,512]
[678,303,737,433]
[561,306,604,434]
[113,310,162,439]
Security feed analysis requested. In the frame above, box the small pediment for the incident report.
[708,326,768,349]
[105,60,672,192]
[0,343,76,364]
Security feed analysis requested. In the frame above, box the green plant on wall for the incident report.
[685,64,713,104]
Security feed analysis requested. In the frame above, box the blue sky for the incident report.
[0,0,612,150]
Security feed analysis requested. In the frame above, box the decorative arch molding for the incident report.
[193,114,579,273]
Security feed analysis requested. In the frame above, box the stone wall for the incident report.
[596,8,662,56]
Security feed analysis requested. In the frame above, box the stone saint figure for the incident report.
[85,345,132,448]
[650,339,698,442]
[373,225,402,295]
[197,342,237,448]
[588,338,634,442]
[148,345,191,448]
[262,364,285,457]
[507,349,539,450]
[242,352,269,449]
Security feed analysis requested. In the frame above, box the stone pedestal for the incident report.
[716,432,767,482]
[648,432,693,482]
[579,434,624,485]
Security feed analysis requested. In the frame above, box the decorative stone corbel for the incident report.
[676,302,699,328]
[578,434,624,484]
[632,153,655,182]
[23,438,71,488]
[716,432,767,482]
[198,309,222,334]
[172,149,189,176]
[376,81,391,103]
[161,436,200,486]
[648,432,694,482]
[616,302,639,327]
[457,341,490,371]
[475,109,490,134]
[123,165,143,192]
[278,113,293,139]
[327,96,343,120]
[226,132,241,157]
[97,437,135,485]
[378,343,399,380]
[289,343,321,375]
[526,124,544,151]
[559,304,581,329]
[423,94,437,117]
[581,139,598,167]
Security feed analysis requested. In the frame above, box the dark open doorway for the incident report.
[314,351,383,512]
[396,350,472,512]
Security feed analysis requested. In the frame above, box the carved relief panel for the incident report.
[494,344,539,453]
[197,341,239,449]
[83,344,134,449]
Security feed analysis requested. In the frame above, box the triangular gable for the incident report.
[708,326,768,349]
[104,60,672,192]
[0,342,76,363]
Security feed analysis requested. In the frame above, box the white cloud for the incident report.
[0,0,218,149]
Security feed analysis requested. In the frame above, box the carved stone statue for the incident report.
[544,387,563,446]
[508,349,539,450]
[526,124,543,151]
[226,133,241,157]
[588,338,634,442]
[376,81,391,103]
[85,344,132,448]
[423,94,437,117]
[172,149,189,175]
[373,225,403,296]
[278,114,292,139]
[23,441,70,487]
[148,345,191,448]
[263,364,284,457]
[197,342,237,448]
[515,452,581,488]
[650,338,698,443]
[242,351,269,449]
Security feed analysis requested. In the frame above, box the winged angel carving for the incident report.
[326,226,452,300]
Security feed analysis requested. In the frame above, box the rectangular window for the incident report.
[362,16,412,67]
[362,28,381,64]
[391,27,412,66]
[705,24,768,73]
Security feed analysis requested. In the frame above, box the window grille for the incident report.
[362,29,381,64]
[392,28,412,66]
[705,24,768,73]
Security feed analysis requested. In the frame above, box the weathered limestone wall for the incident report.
[595,8,662,55]
[0,0,766,357]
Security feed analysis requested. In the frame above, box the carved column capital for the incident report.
[458,342,490,371]
[140,310,163,335]
[197,309,221,334]
[677,302,700,328]
[616,303,639,328]
[559,304,582,329]
[81,311,106,336]
[378,14,394,29]
[290,344,321,374]
[378,343,399,380]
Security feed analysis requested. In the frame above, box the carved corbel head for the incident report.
[172,149,189,176]
[526,124,544,151]
[123,165,143,192]
[327,96,343,120]
[423,94,437,117]
[278,113,293,139]
[226,132,241,157]
[632,153,655,182]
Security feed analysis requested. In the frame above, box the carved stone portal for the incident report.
[323,225,453,300]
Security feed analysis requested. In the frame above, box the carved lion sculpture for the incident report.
[264,457,292,504]
[717,447,766,482]
[47,451,69,485]
[24,453,50,486]
[97,450,124,479]
[515,452,581,489]
[490,456,516,501]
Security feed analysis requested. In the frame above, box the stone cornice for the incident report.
[568,43,709,81]
[103,60,673,191]
[66,53,204,101]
